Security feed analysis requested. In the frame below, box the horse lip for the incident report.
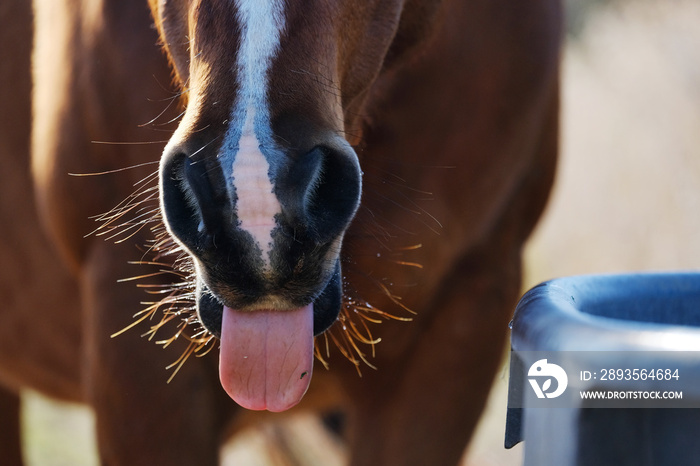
[194,259,343,338]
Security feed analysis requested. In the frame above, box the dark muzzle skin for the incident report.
[159,136,362,337]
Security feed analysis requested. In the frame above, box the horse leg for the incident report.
[0,387,23,466]
[81,241,228,465]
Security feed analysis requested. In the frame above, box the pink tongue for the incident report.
[219,303,314,412]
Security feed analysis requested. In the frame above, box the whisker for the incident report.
[69,161,160,177]
[391,260,424,269]
[139,93,181,127]
[88,140,169,146]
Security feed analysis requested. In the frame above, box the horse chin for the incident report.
[195,259,343,339]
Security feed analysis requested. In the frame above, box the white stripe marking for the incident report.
[231,106,280,261]
[221,0,286,267]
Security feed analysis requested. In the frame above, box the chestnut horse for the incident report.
[0,0,561,464]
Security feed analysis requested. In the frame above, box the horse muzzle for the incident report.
[158,136,362,338]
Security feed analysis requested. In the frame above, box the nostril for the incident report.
[307,147,362,240]
[183,156,228,235]
[278,145,362,243]
[160,147,228,251]
[280,147,323,221]
[161,151,199,244]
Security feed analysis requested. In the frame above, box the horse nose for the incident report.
[276,145,362,244]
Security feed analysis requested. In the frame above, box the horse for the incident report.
[0,0,561,464]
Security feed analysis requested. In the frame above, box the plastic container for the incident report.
[506,273,700,466]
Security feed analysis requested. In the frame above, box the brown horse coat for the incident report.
[0,0,561,464]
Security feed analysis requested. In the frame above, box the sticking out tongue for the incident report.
[219,303,314,412]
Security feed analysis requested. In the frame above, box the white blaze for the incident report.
[222,0,286,266]
[231,107,279,260]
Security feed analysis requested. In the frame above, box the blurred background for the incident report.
[21,0,700,464]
